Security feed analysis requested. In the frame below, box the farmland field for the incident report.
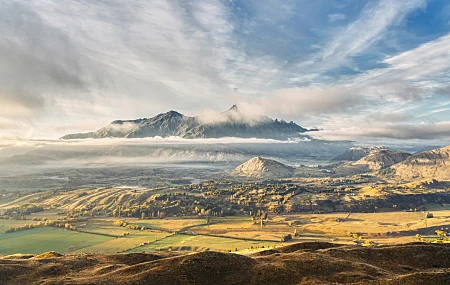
[73,231,171,253]
[0,227,113,255]
[128,218,208,232]
[127,233,274,253]
[1,209,449,255]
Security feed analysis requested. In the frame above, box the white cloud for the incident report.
[293,0,426,78]
[0,0,448,145]
[327,13,346,23]
[236,85,362,118]
[309,121,450,140]
[321,0,426,64]
[416,108,450,118]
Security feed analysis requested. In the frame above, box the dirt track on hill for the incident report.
[1,242,449,285]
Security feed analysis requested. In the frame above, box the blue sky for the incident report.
[0,0,450,143]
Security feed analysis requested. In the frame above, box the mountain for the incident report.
[232,157,294,178]
[331,146,411,175]
[332,146,390,161]
[389,145,450,180]
[352,148,411,171]
[61,105,308,140]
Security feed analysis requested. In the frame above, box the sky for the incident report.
[1,0,450,144]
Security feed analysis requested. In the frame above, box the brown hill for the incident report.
[1,243,449,285]
[353,148,411,171]
[232,157,294,178]
[332,147,411,175]
[390,145,450,180]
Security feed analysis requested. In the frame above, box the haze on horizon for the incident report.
[1,0,450,145]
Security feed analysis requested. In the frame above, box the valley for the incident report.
[1,122,450,283]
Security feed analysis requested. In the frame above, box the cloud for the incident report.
[321,0,426,65]
[310,121,450,140]
[0,1,100,120]
[289,0,426,83]
[0,0,448,145]
[327,13,346,23]
[237,85,363,118]
[416,108,450,118]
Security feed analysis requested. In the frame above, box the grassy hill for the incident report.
[1,242,449,285]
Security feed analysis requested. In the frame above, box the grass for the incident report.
[127,233,276,253]
[3,210,450,255]
[73,231,171,254]
[29,209,63,220]
[0,227,113,255]
[0,219,34,234]
[129,218,207,232]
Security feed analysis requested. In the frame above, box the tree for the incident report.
[141,212,146,220]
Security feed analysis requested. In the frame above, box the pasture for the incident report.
[0,227,113,255]
[127,233,275,253]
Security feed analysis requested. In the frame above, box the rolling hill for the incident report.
[1,242,449,285]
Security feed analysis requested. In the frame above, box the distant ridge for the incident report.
[332,146,389,162]
[389,145,450,180]
[352,148,411,171]
[61,105,308,140]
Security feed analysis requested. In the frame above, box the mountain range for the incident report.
[61,105,311,140]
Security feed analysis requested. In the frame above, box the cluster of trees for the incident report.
[4,220,76,233]
[3,204,44,220]
[347,232,374,246]
[415,229,449,243]
[281,234,292,242]
[32,217,48,221]
[113,220,146,231]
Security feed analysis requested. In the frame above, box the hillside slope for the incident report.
[353,148,411,171]
[390,145,450,180]
[331,146,386,161]
[232,157,294,178]
[332,147,411,175]
[1,243,449,285]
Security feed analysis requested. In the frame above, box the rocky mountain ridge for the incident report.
[61,105,310,140]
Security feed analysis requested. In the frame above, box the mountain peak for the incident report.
[229,104,239,112]
[162,110,183,118]
[221,104,239,115]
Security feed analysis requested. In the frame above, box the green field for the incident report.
[127,233,275,253]
[129,218,207,232]
[0,219,33,234]
[0,227,113,255]
[73,231,171,254]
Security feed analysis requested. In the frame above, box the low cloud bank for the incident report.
[308,121,450,141]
